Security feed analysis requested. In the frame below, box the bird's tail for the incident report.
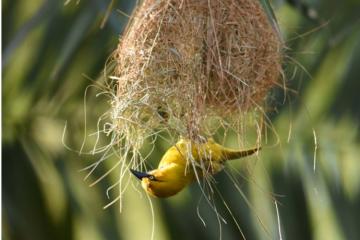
[223,146,261,161]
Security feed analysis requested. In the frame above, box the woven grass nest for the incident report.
[109,0,282,150]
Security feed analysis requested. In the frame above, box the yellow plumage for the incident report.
[131,138,260,198]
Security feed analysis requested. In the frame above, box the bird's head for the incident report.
[130,168,189,198]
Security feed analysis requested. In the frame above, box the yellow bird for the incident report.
[130,138,260,198]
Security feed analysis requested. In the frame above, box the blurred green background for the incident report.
[3,0,360,239]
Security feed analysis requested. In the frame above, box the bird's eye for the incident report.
[148,175,155,180]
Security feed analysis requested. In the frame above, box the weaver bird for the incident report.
[130,138,260,198]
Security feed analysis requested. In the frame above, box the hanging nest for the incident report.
[109,0,282,151]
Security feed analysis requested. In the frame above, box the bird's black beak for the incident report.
[130,169,151,180]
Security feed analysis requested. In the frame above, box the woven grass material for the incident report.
[111,0,282,148]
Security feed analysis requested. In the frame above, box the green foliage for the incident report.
[3,0,360,239]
